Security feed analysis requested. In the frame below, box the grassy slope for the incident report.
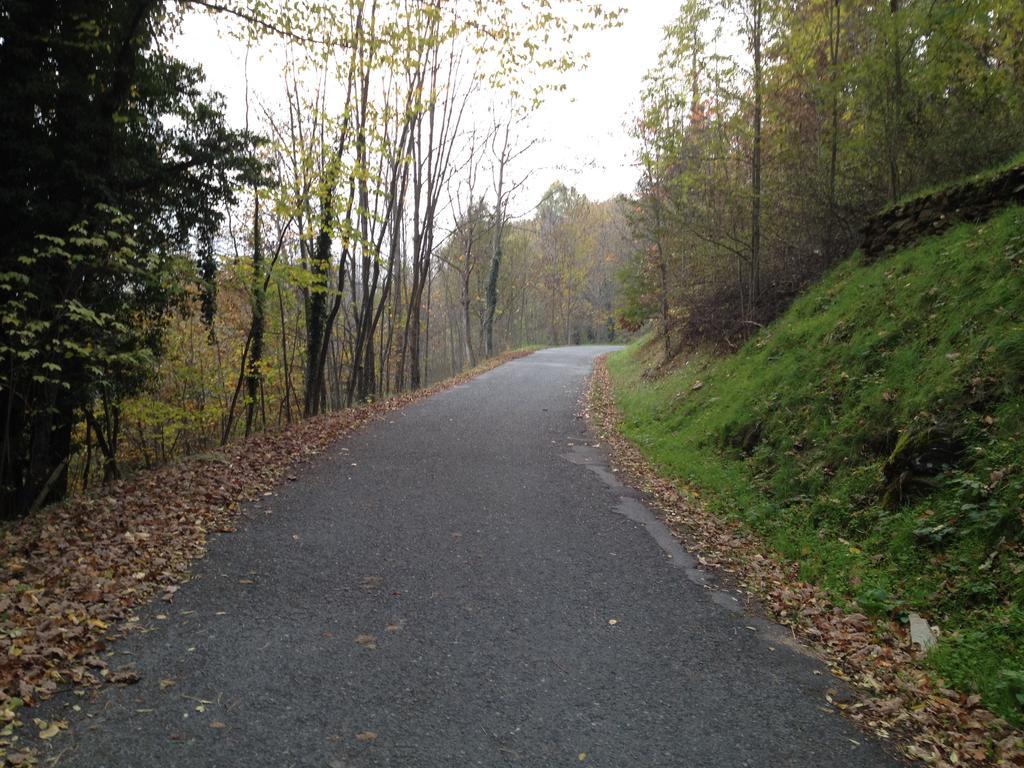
[608,205,1024,721]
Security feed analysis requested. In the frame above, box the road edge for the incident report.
[585,353,1021,768]
[0,347,539,764]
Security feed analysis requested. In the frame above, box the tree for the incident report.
[0,1,256,517]
[483,111,536,358]
[620,0,1024,357]
[0,0,627,512]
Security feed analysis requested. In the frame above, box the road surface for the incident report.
[33,347,900,767]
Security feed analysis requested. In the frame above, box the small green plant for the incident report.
[856,587,899,616]
[941,472,1022,539]
[997,670,1024,708]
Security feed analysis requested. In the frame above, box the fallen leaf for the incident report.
[6,750,35,765]
[355,634,378,650]
[361,575,383,590]
[36,719,66,739]
[209,721,227,729]
[109,668,140,685]
[355,730,377,742]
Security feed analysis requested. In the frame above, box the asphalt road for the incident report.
[34,347,901,767]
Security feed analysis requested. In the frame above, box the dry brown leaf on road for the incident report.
[355,634,378,650]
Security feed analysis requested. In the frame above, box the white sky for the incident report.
[520,2,680,204]
[172,1,681,208]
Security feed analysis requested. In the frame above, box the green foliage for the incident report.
[623,0,1024,348]
[997,668,1024,708]
[0,0,258,515]
[615,251,658,333]
[0,206,166,395]
[608,205,1024,722]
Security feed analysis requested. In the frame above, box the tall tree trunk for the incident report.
[886,0,904,203]
[483,236,502,358]
[245,195,264,438]
[410,229,434,389]
[483,156,506,358]
[657,240,670,359]
[461,268,476,368]
[303,201,332,417]
[651,184,671,359]
[827,0,841,249]
[409,296,424,390]
[277,284,292,425]
[423,270,432,384]
[750,0,763,316]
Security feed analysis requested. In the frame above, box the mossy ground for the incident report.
[608,205,1024,721]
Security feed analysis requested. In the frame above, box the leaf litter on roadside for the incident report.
[584,355,1024,768]
[0,349,535,764]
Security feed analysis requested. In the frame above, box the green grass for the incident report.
[608,205,1024,722]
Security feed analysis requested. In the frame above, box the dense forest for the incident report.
[0,0,627,518]
[619,0,1024,353]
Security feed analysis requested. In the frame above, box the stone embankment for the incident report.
[861,164,1024,259]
